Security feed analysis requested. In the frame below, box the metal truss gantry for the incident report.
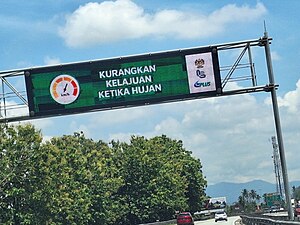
[0,33,294,219]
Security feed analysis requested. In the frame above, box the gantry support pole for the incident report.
[262,31,294,220]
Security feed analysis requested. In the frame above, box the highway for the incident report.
[195,216,241,225]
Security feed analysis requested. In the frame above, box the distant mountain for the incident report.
[206,180,300,204]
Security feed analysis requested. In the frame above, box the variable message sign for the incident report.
[25,46,221,117]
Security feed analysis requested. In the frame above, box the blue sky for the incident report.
[1,0,300,186]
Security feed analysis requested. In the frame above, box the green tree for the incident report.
[0,123,207,225]
[37,133,94,224]
[293,186,300,201]
[112,135,207,224]
[0,123,43,224]
[249,189,260,203]
[36,132,125,225]
[237,189,260,212]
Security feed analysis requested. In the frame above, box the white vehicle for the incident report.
[215,211,227,222]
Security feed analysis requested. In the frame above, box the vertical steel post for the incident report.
[247,43,257,86]
[263,31,294,220]
[1,79,6,118]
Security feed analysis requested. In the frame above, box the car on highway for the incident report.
[177,212,194,225]
[214,211,227,222]
[294,204,300,217]
[269,205,284,213]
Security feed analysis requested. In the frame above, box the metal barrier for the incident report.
[241,215,300,225]
[139,219,176,225]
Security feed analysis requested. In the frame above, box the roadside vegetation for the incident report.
[0,123,207,225]
[293,186,300,201]
[229,189,261,213]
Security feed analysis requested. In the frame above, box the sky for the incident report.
[0,0,300,186]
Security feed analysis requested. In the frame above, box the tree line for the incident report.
[237,189,261,212]
[228,189,261,213]
[0,123,207,225]
[293,186,300,201]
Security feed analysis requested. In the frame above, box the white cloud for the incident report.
[0,100,28,119]
[59,0,267,47]
[271,51,281,61]
[16,60,33,69]
[277,79,300,113]
[151,81,300,183]
[212,2,266,21]
[89,107,150,125]
[88,93,272,183]
[29,118,54,132]
[154,117,181,133]
[86,84,300,184]
[108,132,133,143]
[44,56,61,65]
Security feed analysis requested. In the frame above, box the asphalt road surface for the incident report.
[195,216,241,225]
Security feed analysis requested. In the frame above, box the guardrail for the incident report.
[241,215,300,225]
[139,219,176,225]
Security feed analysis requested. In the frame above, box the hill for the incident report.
[206,180,300,204]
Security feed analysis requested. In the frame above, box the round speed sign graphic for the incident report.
[50,74,80,105]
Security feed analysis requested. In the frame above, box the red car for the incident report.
[295,204,300,217]
[177,212,194,225]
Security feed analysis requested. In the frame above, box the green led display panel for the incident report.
[25,47,221,117]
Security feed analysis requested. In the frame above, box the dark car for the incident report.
[177,212,194,225]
